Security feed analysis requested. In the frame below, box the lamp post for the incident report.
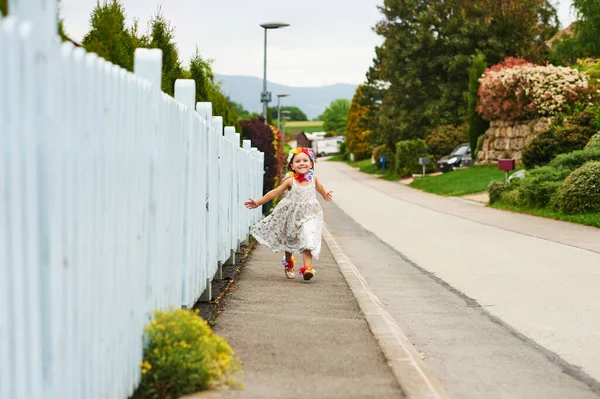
[281,110,291,138]
[276,93,290,131]
[260,22,289,125]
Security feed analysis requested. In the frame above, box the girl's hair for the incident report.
[287,147,316,172]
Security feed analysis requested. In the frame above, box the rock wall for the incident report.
[477,118,552,163]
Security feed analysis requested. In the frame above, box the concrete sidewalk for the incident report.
[193,243,404,399]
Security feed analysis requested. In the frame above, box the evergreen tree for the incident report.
[148,8,183,96]
[188,48,238,127]
[467,53,489,154]
[81,0,134,71]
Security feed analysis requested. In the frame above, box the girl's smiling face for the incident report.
[292,152,313,174]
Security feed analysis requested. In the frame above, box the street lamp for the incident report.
[281,110,291,138]
[276,93,290,131]
[260,22,289,125]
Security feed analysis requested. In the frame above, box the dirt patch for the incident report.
[194,241,256,325]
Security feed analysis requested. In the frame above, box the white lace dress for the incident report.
[250,178,323,259]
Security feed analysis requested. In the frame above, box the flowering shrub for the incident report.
[131,309,241,399]
[487,57,534,73]
[241,118,279,193]
[269,125,287,187]
[477,58,589,121]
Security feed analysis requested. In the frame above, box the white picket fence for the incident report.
[0,2,264,398]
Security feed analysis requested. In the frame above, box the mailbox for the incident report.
[498,159,516,171]
[418,157,430,177]
[498,159,516,182]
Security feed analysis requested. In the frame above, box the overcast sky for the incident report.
[60,0,576,88]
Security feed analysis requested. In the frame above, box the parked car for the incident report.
[436,143,472,172]
[311,136,344,157]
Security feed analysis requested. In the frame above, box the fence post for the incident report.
[9,0,57,39]
[224,127,237,266]
[133,48,162,314]
[258,152,265,218]
[196,102,213,302]
[174,79,195,307]
[251,147,260,223]
[241,140,252,245]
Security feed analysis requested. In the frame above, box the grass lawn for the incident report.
[492,201,600,229]
[328,157,402,181]
[409,166,510,196]
[284,121,324,135]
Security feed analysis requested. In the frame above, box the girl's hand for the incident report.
[245,198,260,209]
[322,191,333,201]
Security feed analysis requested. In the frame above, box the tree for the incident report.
[345,85,372,160]
[188,48,238,127]
[369,0,559,148]
[148,8,183,96]
[81,0,134,71]
[230,101,252,120]
[467,53,489,154]
[548,0,600,65]
[319,99,351,133]
[1,0,7,17]
[268,106,308,122]
[130,18,149,49]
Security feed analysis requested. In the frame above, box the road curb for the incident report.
[323,225,451,399]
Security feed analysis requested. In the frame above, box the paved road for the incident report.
[189,244,403,399]
[318,160,600,398]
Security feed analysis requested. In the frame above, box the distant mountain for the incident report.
[214,74,357,120]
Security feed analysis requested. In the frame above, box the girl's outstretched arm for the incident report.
[315,176,333,201]
[245,178,292,209]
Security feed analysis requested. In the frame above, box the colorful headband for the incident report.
[287,147,317,163]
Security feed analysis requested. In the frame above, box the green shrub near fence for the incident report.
[395,139,434,178]
[131,309,241,399]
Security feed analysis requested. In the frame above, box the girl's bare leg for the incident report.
[283,251,295,279]
[302,250,315,281]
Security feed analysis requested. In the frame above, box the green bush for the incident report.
[424,123,468,161]
[395,139,434,178]
[522,110,597,169]
[501,188,523,206]
[131,309,241,399]
[519,166,570,208]
[585,133,600,150]
[373,144,395,170]
[522,128,558,169]
[488,180,507,204]
[549,148,600,171]
[555,161,600,214]
[475,133,486,159]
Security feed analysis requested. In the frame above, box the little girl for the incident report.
[244,147,333,280]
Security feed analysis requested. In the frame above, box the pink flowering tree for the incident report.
[477,58,590,121]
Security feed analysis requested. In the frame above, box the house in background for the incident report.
[293,132,310,149]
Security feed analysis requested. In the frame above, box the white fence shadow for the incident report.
[0,5,263,398]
